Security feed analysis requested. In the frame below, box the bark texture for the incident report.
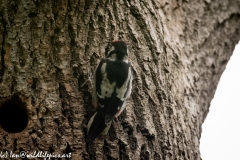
[0,0,240,159]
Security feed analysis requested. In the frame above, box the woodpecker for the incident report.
[86,41,133,143]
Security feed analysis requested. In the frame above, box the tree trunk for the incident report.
[0,0,239,159]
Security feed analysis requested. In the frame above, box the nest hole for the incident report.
[0,95,28,133]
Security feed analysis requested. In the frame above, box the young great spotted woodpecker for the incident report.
[86,41,133,143]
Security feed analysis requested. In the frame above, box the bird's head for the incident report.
[107,41,128,61]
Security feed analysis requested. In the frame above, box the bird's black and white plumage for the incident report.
[86,41,133,143]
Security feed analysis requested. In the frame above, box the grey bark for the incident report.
[0,0,239,159]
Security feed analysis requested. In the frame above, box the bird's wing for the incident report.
[94,59,132,122]
[92,59,106,108]
[114,65,132,117]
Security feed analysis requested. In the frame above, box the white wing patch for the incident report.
[98,62,116,99]
[115,67,132,117]
[116,67,132,100]
[87,112,97,133]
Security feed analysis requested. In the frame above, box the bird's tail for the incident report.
[86,111,107,144]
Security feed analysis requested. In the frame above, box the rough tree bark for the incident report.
[0,0,239,159]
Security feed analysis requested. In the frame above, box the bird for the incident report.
[86,41,133,144]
